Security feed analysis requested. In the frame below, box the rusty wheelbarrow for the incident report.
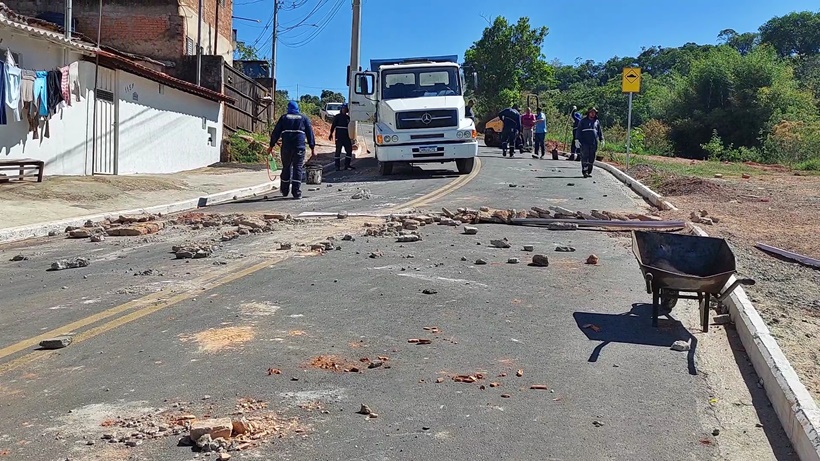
[632,231,755,332]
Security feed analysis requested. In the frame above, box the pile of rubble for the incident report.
[440,205,665,224]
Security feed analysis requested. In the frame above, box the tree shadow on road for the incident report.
[573,303,698,375]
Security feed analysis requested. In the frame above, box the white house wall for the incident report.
[0,31,95,176]
[115,70,222,175]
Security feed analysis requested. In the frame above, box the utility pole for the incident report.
[348,0,362,142]
[64,0,72,39]
[196,0,203,85]
[271,0,279,116]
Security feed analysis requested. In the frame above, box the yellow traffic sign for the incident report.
[622,67,641,93]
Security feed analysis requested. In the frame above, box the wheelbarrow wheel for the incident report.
[660,290,679,314]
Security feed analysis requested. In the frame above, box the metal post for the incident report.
[626,92,633,170]
[348,0,362,141]
[90,0,103,175]
[196,0,203,85]
[271,0,279,118]
[64,0,72,39]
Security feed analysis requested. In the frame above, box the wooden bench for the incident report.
[0,158,44,183]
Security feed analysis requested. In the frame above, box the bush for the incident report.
[227,131,270,164]
[795,158,820,171]
[763,120,820,165]
[640,119,673,156]
[701,130,762,162]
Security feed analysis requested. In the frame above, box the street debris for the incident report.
[337,211,349,219]
[49,257,90,271]
[500,394,511,398]
[582,324,602,332]
[39,336,72,349]
[342,234,355,241]
[397,234,422,243]
[134,269,163,276]
[422,288,438,295]
[671,340,691,352]
[531,255,550,267]
[530,385,549,390]
[266,368,282,375]
[190,418,233,441]
[475,258,488,265]
[593,420,605,427]
[10,254,28,261]
[463,226,478,235]
[713,314,732,325]
[279,243,293,250]
[755,243,820,269]
[690,211,716,226]
[491,238,511,248]
[547,222,579,231]
[173,243,216,259]
[516,369,524,377]
[351,188,372,200]
[555,246,576,252]
[586,255,600,265]
[90,234,105,242]
[369,250,384,259]
[523,245,534,252]
[507,257,520,264]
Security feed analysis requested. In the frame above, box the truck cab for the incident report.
[349,55,478,176]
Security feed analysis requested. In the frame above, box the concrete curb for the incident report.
[0,179,282,245]
[689,224,820,461]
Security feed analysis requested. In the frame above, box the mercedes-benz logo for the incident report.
[420,113,433,124]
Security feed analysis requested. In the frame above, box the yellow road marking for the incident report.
[0,157,483,375]
[389,157,482,211]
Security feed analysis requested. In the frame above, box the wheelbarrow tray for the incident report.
[632,231,737,295]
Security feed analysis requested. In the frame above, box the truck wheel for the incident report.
[456,158,475,175]
[484,130,497,147]
[378,161,394,176]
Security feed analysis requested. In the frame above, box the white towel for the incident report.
[69,62,80,102]
[5,63,21,122]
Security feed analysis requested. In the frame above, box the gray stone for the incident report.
[10,254,28,262]
[279,242,293,250]
[507,257,520,264]
[342,234,355,241]
[89,234,105,243]
[50,257,90,271]
[555,246,576,252]
[713,314,731,325]
[337,211,349,219]
[475,258,488,265]
[523,245,534,252]
[463,226,478,235]
[547,222,578,231]
[40,336,72,349]
[397,235,421,243]
[671,340,690,352]
[531,255,550,267]
[490,239,511,249]
[48,230,58,237]
[351,189,372,200]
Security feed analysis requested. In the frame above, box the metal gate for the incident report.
[92,67,118,175]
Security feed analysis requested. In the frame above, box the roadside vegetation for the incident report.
[464,11,820,172]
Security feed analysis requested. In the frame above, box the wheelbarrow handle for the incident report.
[644,272,653,294]
[716,277,756,302]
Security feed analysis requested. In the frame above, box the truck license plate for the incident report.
[419,146,438,153]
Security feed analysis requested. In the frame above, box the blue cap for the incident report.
[287,100,299,114]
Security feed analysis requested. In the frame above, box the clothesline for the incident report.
[1,49,81,140]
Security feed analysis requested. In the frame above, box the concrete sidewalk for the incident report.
[0,165,276,230]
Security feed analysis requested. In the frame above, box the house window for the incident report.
[186,37,195,56]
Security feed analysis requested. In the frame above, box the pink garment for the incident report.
[521,113,536,128]
[60,65,71,106]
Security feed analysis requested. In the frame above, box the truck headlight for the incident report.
[458,130,474,139]
[391,135,398,142]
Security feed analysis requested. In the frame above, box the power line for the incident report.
[280,0,344,48]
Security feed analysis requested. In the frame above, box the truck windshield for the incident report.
[326,103,343,111]
[381,67,461,100]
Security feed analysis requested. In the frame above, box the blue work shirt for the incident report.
[534,112,547,134]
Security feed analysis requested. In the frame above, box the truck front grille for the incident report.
[396,109,458,130]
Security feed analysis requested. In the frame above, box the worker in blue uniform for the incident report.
[268,100,316,199]
[497,105,521,157]
[329,104,355,171]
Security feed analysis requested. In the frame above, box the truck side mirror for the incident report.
[355,73,375,96]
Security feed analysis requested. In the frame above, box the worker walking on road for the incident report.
[497,105,521,157]
[576,107,604,178]
[521,107,536,150]
[569,110,582,161]
[532,107,547,159]
[329,104,355,171]
[268,100,316,199]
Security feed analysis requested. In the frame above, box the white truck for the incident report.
[320,102,344,122]
[349,55,478,176]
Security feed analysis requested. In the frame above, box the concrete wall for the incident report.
[115,70,223,175]
[0,31,96,176]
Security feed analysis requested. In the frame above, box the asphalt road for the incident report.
[0,141,796,460]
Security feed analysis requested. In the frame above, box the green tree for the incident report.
[463,16,553,119]
[717,29,759,56]
[234,41,260,61]
[319,89,345,107]
[759,11,820,58]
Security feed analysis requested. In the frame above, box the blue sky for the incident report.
[233,0,819,99]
